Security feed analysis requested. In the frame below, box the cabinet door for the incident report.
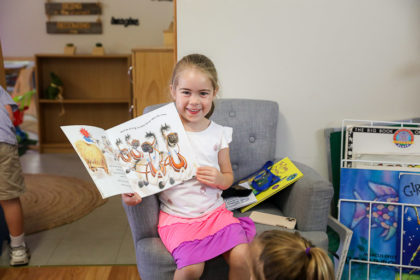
[0,41,6,89]
[132,49,174,116]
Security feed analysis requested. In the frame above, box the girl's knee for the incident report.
[175,263,205,280]
[227,244,251,266]
[234,243,251,256]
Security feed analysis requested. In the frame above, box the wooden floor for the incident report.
[0,265,141,280]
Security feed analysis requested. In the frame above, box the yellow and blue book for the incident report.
[240,157,303,213]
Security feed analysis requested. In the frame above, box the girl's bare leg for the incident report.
[223,243,251,280]
[174,262,205,280]
[0,198,24,236]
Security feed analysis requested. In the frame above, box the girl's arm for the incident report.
[196,147,234,190]
[5,104,14,123]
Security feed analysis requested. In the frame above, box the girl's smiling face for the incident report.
[171,68,217,131]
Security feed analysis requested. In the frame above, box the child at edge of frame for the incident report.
[0,85,30,266]
[122,53,256,280]
[250,230,334,280]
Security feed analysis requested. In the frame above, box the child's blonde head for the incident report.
[170,54,219,118]
[251,230,334,280]
[171,53,219,91]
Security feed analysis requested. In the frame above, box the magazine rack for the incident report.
[339,119,420,279]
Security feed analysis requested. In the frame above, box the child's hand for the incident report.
[122,193,142,206]
[196,166,229,190]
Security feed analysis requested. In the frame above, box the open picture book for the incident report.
[61,103,197,199]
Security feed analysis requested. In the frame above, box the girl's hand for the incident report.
[196,166,230,190]
[122,193,142,206]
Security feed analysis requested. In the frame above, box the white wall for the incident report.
[0,0,173,56]
[177,0,420,179]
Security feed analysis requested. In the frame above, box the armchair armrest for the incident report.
[272,161,333,232]
[122,195,160,243]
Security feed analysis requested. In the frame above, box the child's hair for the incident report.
[170,54,218,118]
[252,230,334,280]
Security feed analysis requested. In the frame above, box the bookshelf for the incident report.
[35,54,131,153]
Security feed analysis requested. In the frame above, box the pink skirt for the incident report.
[158,204,256,269]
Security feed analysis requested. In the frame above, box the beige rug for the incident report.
[21,174,107,235]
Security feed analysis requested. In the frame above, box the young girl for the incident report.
[250,230,334,280]
[123,54,256,280]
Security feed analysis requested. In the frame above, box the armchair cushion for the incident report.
[272,161,333,232]
[124,195,159,239]
[210,99,278,181]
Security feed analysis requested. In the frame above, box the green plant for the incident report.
[45,72,63,100]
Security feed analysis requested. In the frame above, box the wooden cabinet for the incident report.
[131,48,174,116]
[0,41,6,89]
[35,54,131,153]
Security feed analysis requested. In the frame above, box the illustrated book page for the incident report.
[338,168,420,279]
[398,173,420,271]
[62,103,197,199]
[240,157,303,213]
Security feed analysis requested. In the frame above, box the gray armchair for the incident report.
[123,99,334,280]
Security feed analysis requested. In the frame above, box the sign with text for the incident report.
[46,21,102,34]
[45,2,102,15]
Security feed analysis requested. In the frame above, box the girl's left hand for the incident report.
[196,166,226,189]
[122,193,142,206]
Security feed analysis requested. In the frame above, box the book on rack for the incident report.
[327,215,353,280]
[338,167,420,280]
[343,124,420,170]
[61,103,197,199]
[238,157,303,213]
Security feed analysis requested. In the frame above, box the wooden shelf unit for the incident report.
[131,48,174,116]
[35,54,131,153]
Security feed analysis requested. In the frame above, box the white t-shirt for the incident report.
[159,121,233,218]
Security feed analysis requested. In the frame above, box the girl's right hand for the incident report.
[122,193,142,206]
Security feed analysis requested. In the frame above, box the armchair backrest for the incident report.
[144,99,279,181]
[210,99,278,180]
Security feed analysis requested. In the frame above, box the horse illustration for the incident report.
[140,132,168,189]
[161,124,187,174]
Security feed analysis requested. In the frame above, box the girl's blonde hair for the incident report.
[253,230,334,280]
[171,53,219,90]
[170,54,219,118]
